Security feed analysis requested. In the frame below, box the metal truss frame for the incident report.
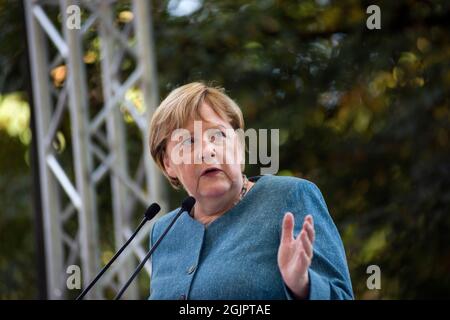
[24,0,168,299]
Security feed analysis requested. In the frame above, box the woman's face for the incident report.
[163,103,244,202]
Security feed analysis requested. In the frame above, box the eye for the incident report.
[182,136,195,146]
[210,130,226,143]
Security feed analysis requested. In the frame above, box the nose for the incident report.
[195,138,216,163]
[202,139,216,162]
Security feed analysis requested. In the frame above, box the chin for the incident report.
[198,179,231,198]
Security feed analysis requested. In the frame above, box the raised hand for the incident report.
[277,212,315,299]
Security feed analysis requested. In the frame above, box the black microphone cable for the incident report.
[114,196,196,300]
[76,203,161,300]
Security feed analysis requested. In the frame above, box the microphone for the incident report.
[114,196,196,300]
[76,203,161,300]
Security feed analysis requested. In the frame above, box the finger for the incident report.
[304,220,315,243]
[300,230,313,258]
[305,214,314,228]
[296,250,310,276]
[281,212,295,244]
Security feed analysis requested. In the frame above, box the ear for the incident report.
[163,152,177,180]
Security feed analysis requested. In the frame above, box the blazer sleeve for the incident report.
[283,179,354,300]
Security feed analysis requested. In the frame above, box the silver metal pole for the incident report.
[61,0,101,299]
[24,0,65,300]
[24,0,167,299]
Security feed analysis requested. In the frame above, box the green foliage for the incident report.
[151,0,450,299]
[0,131,35,299]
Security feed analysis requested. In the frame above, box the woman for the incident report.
[147,82,353,300]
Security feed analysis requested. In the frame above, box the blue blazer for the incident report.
[149,175,354,300]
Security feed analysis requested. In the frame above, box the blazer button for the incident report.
[187,265,196,274]
[179,294,186,300]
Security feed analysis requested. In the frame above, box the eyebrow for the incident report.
[213,125,227,130]
[187,124,227,135]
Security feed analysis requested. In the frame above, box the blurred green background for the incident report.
[0,0,449,299]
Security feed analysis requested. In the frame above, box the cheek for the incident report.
[218,137,243,165]
[177,164,198,189]
[221,163,242,182]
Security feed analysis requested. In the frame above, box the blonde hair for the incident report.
[148,82,244,188]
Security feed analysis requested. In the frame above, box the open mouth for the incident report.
[201,168,222,177]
